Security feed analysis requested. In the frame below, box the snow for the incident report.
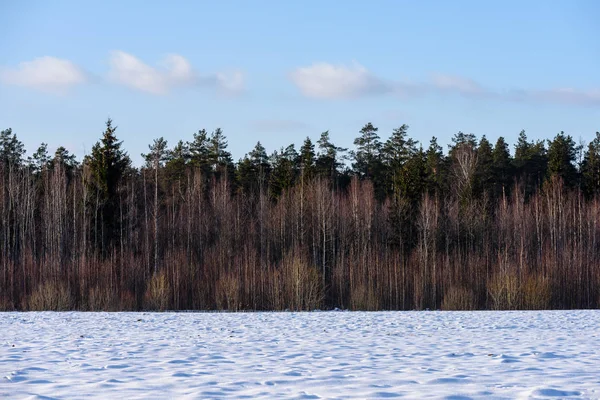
[1,310,599,399]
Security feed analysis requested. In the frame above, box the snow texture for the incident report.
[1,311,599,399]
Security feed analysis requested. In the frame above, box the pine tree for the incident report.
[52,147,78,169]
[30,143,50,173]
[249,141,271,194]
[449,131,477,154]
[143,138,169,169]
[316,131,346,182]
[352,122,382,179]
[165,140,190,184]
[208,128,234,185]
[299,137,316,180]
[189,129,212,177]
[0,129,25,167]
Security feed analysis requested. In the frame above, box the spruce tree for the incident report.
[269,145,297,199]
[382,124,418,198]
[547,131,577,186]
[582,132,600,197]
[85,118,131,254]
[142,137,169,274]
[514,130,547,198]
[209,129,233,169]
[209,128,234,184]
[424,137,445,196]
[399,146,426,203]
[474,135,493,197]
[236,156,255,195]
[448,131,478,203]
[491,137,513,199]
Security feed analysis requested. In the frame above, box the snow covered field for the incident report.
[1,311,599,399]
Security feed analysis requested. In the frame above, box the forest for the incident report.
[1,120,599,311]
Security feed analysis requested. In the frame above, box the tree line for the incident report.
[1,120,599,311]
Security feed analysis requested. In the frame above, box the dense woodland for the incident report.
[1,120,600,311]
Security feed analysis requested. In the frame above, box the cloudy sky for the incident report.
[1,0,599,164]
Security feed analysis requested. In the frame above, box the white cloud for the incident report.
[162,54,194,83]
[289,64,492,100]
[289,62,393,99]
[430,74,600,106]
[430,73,486,96]
[290,62,600,108]
[215,71,245,94]
[528,88,600,106]
[0,56,87,94]
[109,51,192,94]
[108,51,244,95]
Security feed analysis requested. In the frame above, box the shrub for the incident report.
[488,272,521,310]
[143,272,171,311]
[441,285,477,310]
[216,273,240,311]
[522,274,551,310]
[413,277,425,311]
[270,269,284,311]
[86,286,119,311]
[0,296,14,311]
[351,283,380,311]
[28,282,73,311]
[300,265,324,311]
[120,290,137,311]
[279,253,324,311]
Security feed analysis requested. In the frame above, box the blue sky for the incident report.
[1,0,599,165]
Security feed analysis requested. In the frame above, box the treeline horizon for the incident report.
[1,121,600,311]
